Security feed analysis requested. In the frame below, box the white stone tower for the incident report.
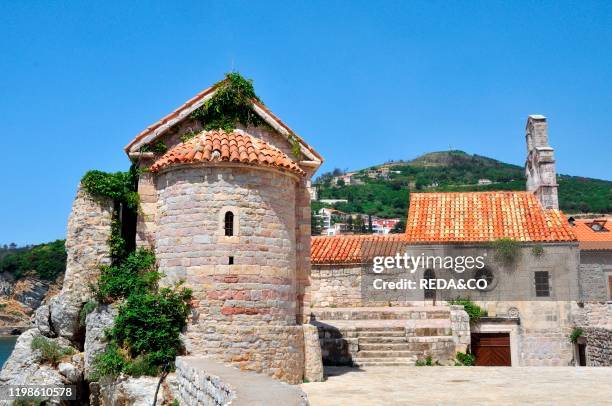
[525,115,559,210]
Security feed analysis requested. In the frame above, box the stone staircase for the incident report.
[310,307,458,367]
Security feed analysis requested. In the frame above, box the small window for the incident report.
[224,211,234,236]
[228,256,234,265]
[535,271,550,297]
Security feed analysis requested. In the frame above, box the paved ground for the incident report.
[301,366,612,405]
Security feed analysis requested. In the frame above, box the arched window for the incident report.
[224,211,234,236]
[424,269,436,300]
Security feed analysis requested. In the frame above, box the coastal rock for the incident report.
[58,361,82,384]
[35,304,54,336]
[0,273,14,297]
[84,304,117,379]
[13,277,53,313]
[0,329,67,405]
[99,375,175,406]
[49,294,83,342]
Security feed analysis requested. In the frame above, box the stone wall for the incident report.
[573,302,612,366]
[175,356,308,405]
[310,265,362,307]
[61,186,113,298]
[584,327,612,366]
[154,165,304,382]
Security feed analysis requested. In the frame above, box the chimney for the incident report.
[525,115,559,210]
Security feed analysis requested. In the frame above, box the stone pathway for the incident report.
[301,366,612,405]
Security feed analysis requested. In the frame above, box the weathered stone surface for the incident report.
[584,327,612,366]
[0,329,82,405]
[303,324,324,382]
[58,361,82,384]
[35,304,54,336]
[84,304,117,379]
[61,186,113,299]
[49,294,82,341]
[98,375,174,406]
[175,356,308,406]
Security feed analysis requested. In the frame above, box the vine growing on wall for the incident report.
[492,238,521,266]
[81,164,192,381]
[81,167,140,209]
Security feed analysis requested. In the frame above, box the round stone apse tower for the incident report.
[124,85,322,383]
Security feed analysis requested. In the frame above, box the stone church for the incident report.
[123,83,324,383]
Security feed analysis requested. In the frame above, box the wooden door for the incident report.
[472,333,511,366]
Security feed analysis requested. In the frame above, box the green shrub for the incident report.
[140,141,168,155]
[81,169,139,209]
[79,300,98,327]
[569,327,584,344]
[455,352,476,366]
[191,72,265,132]
[31,336,75,366]
[94,249,159,303]
[448,298,486,324]
[492,238,521,265]
[111,283,192,365]
[531,244,544,257]
[415,356,440,366]
[90,342,127,381]
[123,354,161,377]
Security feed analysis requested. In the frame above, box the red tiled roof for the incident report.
[405,191,576,243]
[311,235,407,264]
[124,81,323,162]
[149,129,305,176]
[571,219,612,250]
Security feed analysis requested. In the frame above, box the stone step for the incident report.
[358,336,407,344]
[311,306,451,322]
[407,336,455,343]
[352,357,417,367]
[410,327,452,337]
[359,343,411,351]
[355,350,415,358]
[355,326,405,332]
[356,330,406,338]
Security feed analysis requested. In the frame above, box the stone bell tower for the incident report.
[525,115,559,209]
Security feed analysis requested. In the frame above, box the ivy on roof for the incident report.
[190,72,265,132]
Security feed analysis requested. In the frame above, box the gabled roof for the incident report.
[124,80,323,164]
[150,129,305,176]
[311,234,406,264]
[405,191,576,243]
[571,219,612,251]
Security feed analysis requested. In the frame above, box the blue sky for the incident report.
[1,1,610,245]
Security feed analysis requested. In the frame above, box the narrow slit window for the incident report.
[535,271,550,297]
[424,269,436,300]
[224,211,234,236]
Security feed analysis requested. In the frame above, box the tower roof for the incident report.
[124,79,322,165]
[149,129,305,176]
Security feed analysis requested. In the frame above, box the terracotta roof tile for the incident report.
[571,219,612,250]
[124,82,323,163]
[150,129,305,176]
[311,234,407,264]
[405,191,576,243]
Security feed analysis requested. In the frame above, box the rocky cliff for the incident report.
[0,186,115,404]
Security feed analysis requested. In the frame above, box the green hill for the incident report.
[0,240,66,280]
[314,151,612,218]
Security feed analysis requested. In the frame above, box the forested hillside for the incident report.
[315,151,612,218]
[0,240,66,280]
